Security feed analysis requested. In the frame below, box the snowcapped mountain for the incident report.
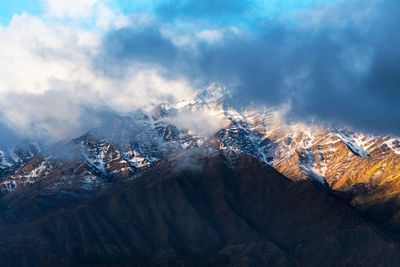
[1,86,400,230]
[0,141,42,180]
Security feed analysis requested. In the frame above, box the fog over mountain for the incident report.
[0,0,399,144]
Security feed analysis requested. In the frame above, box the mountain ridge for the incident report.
[1,87,400,240]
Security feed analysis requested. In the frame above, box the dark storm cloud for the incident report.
[99,0,400,135]
[104,27,177,65]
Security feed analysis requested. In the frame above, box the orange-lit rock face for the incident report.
[266,127,400,201]
[212,109,400,231]
[228,119,400,230]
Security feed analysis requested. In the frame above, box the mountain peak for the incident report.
[194,84,229,105]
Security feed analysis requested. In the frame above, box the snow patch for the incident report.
[0,151,13,168]
[300,165,328,186]
[384,138,400,155]
[334,129,369,157]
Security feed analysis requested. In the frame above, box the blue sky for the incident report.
[0,0,41,24]
[0,0,343,26]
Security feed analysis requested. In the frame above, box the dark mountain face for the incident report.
[0,148,399,266]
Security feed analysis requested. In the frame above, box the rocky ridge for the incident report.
[0,87,400,233]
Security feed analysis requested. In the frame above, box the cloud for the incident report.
[1,0,400,144]
[101,0,400,136]
[0,13,195,141]
[41,0,131,30]
[163,107,229,137]
[282,0,400,134]
[42,0,101,19]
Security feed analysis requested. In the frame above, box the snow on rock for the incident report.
[25,160,48,179]
[334,129,369,157]
[300,164,328,186]
[0,151,13,169]
[2,87,400,195]
[384,138,400,155]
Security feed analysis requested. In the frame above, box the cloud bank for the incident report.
[101,0,400,135]
[0,5,196,141]
[0,0,400,143]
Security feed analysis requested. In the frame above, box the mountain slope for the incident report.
[1,88,400,242]
[0,149,399,266]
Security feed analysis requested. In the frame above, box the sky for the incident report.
[0,0,399,143]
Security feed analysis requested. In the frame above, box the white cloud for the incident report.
[197,29,224,44]
[42,0,101,19]
[163,107,229,137]
[95,4,130,30]
[288,0,379,31]
[0,13,196,141]
[41,0,131,30]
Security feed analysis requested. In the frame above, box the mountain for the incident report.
[1,87,400,264]
[1,148,399,266]
[0,141,42,180]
